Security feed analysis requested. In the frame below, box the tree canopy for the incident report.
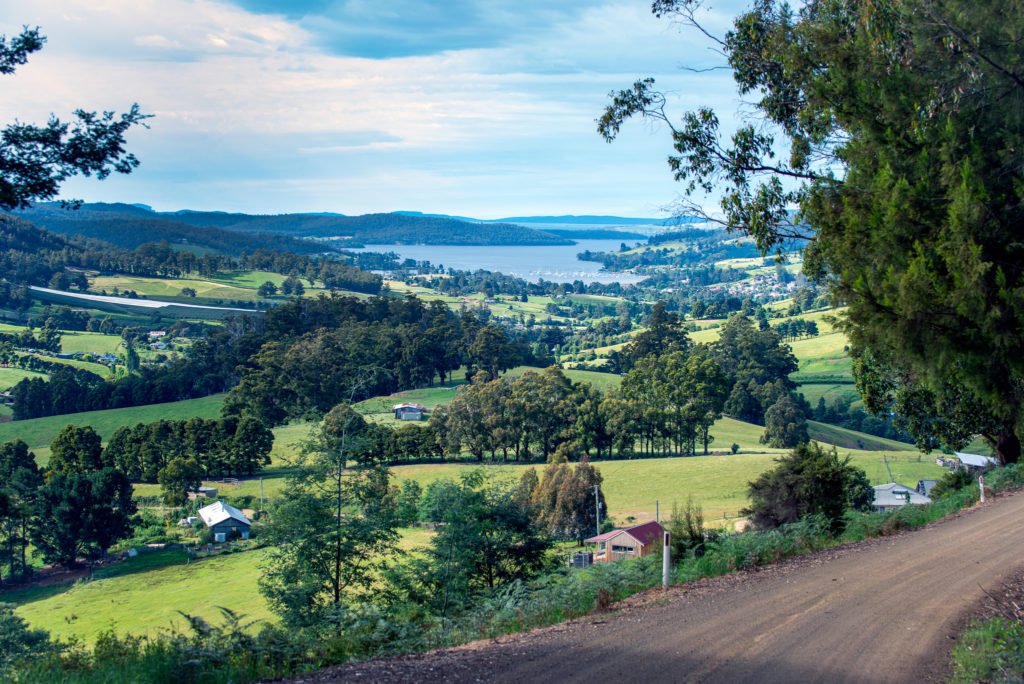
[600,0,1024,463]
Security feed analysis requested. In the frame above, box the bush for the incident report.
[742,441,872,533]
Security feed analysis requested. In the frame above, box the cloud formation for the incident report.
[1,0,747,217]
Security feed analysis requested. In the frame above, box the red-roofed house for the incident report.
[585,520,665,563]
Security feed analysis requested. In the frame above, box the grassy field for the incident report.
[91,271,332,304]
[798,383,861,406]
[55,331,124,355]
[789,332,853,383]
[0,367,46,390]
[0,394,226,451]
[10,527,432,645]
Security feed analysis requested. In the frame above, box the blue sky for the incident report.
[1,0,747,218]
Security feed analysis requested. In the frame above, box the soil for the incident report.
[275,489,1024,684]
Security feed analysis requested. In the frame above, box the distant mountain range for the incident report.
[393,211,694,226]
[10,203,694,255]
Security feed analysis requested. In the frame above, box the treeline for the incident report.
[105,417,273,482]
[811,395,913,444]
[11,294,532,423]
[0,214,382,308]
[359,310,810,466]
[224,298,529,425]
[0,438,135,584]
[161,209,575,245]
[13,203,332,255]
[576,228,760,271]
[772,318,819,340]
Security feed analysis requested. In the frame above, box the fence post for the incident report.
[980,475,985,503]
[662,529,671,589]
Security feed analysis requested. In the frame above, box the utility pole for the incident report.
[656,500,659,523]
[594,484,601,536]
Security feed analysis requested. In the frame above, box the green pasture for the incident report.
[788,331,853,383]
[56,331,124,355]
[0,367,46,390]
[797,383,860,405]
[17,353,112,378]
[10,527,431,645]
[0,394,226,452]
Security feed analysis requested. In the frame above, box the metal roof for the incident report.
[586,520,664,545]
[955,452,999,468]
[873,483,931,507]
[198,501,251,528]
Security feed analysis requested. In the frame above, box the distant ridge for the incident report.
[15,203,576,249]
[394,211,691,226]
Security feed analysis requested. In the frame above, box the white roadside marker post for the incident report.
[980,475,985,503]
[663,529,671,589]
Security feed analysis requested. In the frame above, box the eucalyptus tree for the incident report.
[600,0,1024,462]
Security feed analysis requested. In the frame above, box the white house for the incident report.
[198,501,251,542]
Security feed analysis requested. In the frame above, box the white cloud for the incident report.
[0,0,746,215]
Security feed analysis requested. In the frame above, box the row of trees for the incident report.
[0,439,135,583]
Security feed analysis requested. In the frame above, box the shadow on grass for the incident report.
[1,550,190,607]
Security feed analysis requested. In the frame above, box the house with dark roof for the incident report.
[393,402,427,421]
[585,520,665,563]
[198,501,251,542]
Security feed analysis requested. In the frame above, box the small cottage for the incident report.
[198,501,251,542]
[393,402,427,421]
[585,520,665,563]
[872,483,931,512]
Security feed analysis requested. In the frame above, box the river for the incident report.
[350,239,644,284]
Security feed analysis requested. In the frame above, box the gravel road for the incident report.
[290,490,1024,684]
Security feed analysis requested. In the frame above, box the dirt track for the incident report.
[296,491,1024,683]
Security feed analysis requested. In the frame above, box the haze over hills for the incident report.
[13,203,589,250]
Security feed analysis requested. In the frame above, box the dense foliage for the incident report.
[742,442,873,532]
[600,0,1024,464]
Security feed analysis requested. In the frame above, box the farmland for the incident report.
[0,394,226,452]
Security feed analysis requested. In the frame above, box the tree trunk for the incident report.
[995,428,1021,465]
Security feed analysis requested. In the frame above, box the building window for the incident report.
[214,532,226,542]
[611,545,634,553]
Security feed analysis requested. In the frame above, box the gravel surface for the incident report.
[273,491,1024,684]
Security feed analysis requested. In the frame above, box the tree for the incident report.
[760,394,809,449]
[402,471,552,617]
[742,442,873,533]
[0,440,40,583]
[600,0,1024,463]
[229,416,274,475]
[258,405,398,628]
[0,27,149,210]
[47,425,105,475]
[32,468,135,568]
[257,281,278,298]
[157,457,203,507]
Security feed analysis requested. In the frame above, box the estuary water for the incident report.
[351,239,644,284]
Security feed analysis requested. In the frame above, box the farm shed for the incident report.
[198,501,251,542]
[955,452,999,471]
[872,483,931,512]
[393,402,427,420]
[188,486,219,500]
[586,520,665,563]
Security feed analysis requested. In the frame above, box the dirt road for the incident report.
[300,491,1024,683]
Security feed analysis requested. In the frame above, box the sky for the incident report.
[1,0,748,218]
